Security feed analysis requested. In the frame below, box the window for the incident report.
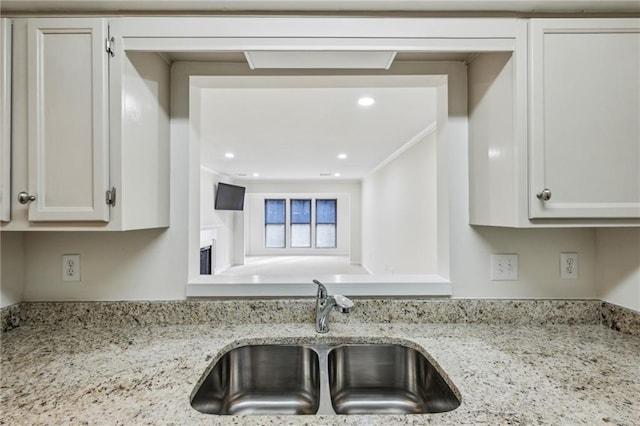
[316,199,337,248]
[265,199,286,248]
[290,199,311,247]
[263,197,338,249]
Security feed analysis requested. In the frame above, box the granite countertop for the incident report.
[1,320,639,425]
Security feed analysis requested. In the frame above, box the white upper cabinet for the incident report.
[469,18,640,227]
[2,15,636,229]
[26,18,110,221]
[529,19,640,220]
[2,17,170,231]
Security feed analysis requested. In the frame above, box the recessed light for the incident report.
[358,97,375,107]
[334,173,341,177]
[252,172,260,177]
[338,153,348,160]
[225,152,235,158]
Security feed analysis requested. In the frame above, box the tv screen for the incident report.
[215,182,246,211]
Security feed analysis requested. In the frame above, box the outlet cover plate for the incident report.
[491,254,518,281]
[560,252,578,280]
[62,254,81,282]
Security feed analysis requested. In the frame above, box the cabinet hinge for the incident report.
[105,36,115,57]
[106,187,116,207]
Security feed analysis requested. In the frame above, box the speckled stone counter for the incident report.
[2,321,639,425]
[0,299,607,330]
[4,298,639,335]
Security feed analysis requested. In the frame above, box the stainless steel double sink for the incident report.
[191,343,461,416]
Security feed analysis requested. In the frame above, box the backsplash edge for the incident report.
[2,299,638,336]
[0,303,25,332]
[601,301,640,337]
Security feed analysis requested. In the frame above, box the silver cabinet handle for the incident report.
[17,192,36,204]
[536,188,552,201]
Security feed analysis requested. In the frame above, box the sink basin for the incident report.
[191,342,459,416]
[328,344,461,414]
[190,345,320,415]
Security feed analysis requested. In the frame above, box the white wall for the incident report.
[596,228,640,311]
[3,49,191,302]
[361,130,438,274]
[2,59,604,304]
[440,60,597,299]
[0,232,24,307]
[243,181,360,260]
[17,228,187,301]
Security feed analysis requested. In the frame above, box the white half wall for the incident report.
[361,129,438,274]
[596,228,640,311]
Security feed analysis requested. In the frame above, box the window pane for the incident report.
[316,199,336,224]
[265,224,285,248]
[316,224,336,248]
[265,199,285,224]
[316,199,336,248]
[291,224,311,247]
[290,199,311,224]
[265,200,286,248]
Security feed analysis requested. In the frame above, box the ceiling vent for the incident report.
[244,51,397,69]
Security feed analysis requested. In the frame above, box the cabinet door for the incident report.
[529,19,640,219]
[27,18,110,221]
[0,19,11,222]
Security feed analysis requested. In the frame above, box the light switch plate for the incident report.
[491,254,518,281]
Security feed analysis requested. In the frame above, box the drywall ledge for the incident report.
[186,275,453,297]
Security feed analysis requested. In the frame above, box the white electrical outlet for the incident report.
[491,254,518,281]
[62,254,81,282]
[560,252,578,280]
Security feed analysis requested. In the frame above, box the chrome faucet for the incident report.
[313,279,354,333]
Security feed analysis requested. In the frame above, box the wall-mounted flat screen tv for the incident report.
[215,182,246,211]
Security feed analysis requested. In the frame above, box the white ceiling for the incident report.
[198,77,438,181]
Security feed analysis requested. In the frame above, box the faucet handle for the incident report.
[312,279,328,298]
[333,295,354,313]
